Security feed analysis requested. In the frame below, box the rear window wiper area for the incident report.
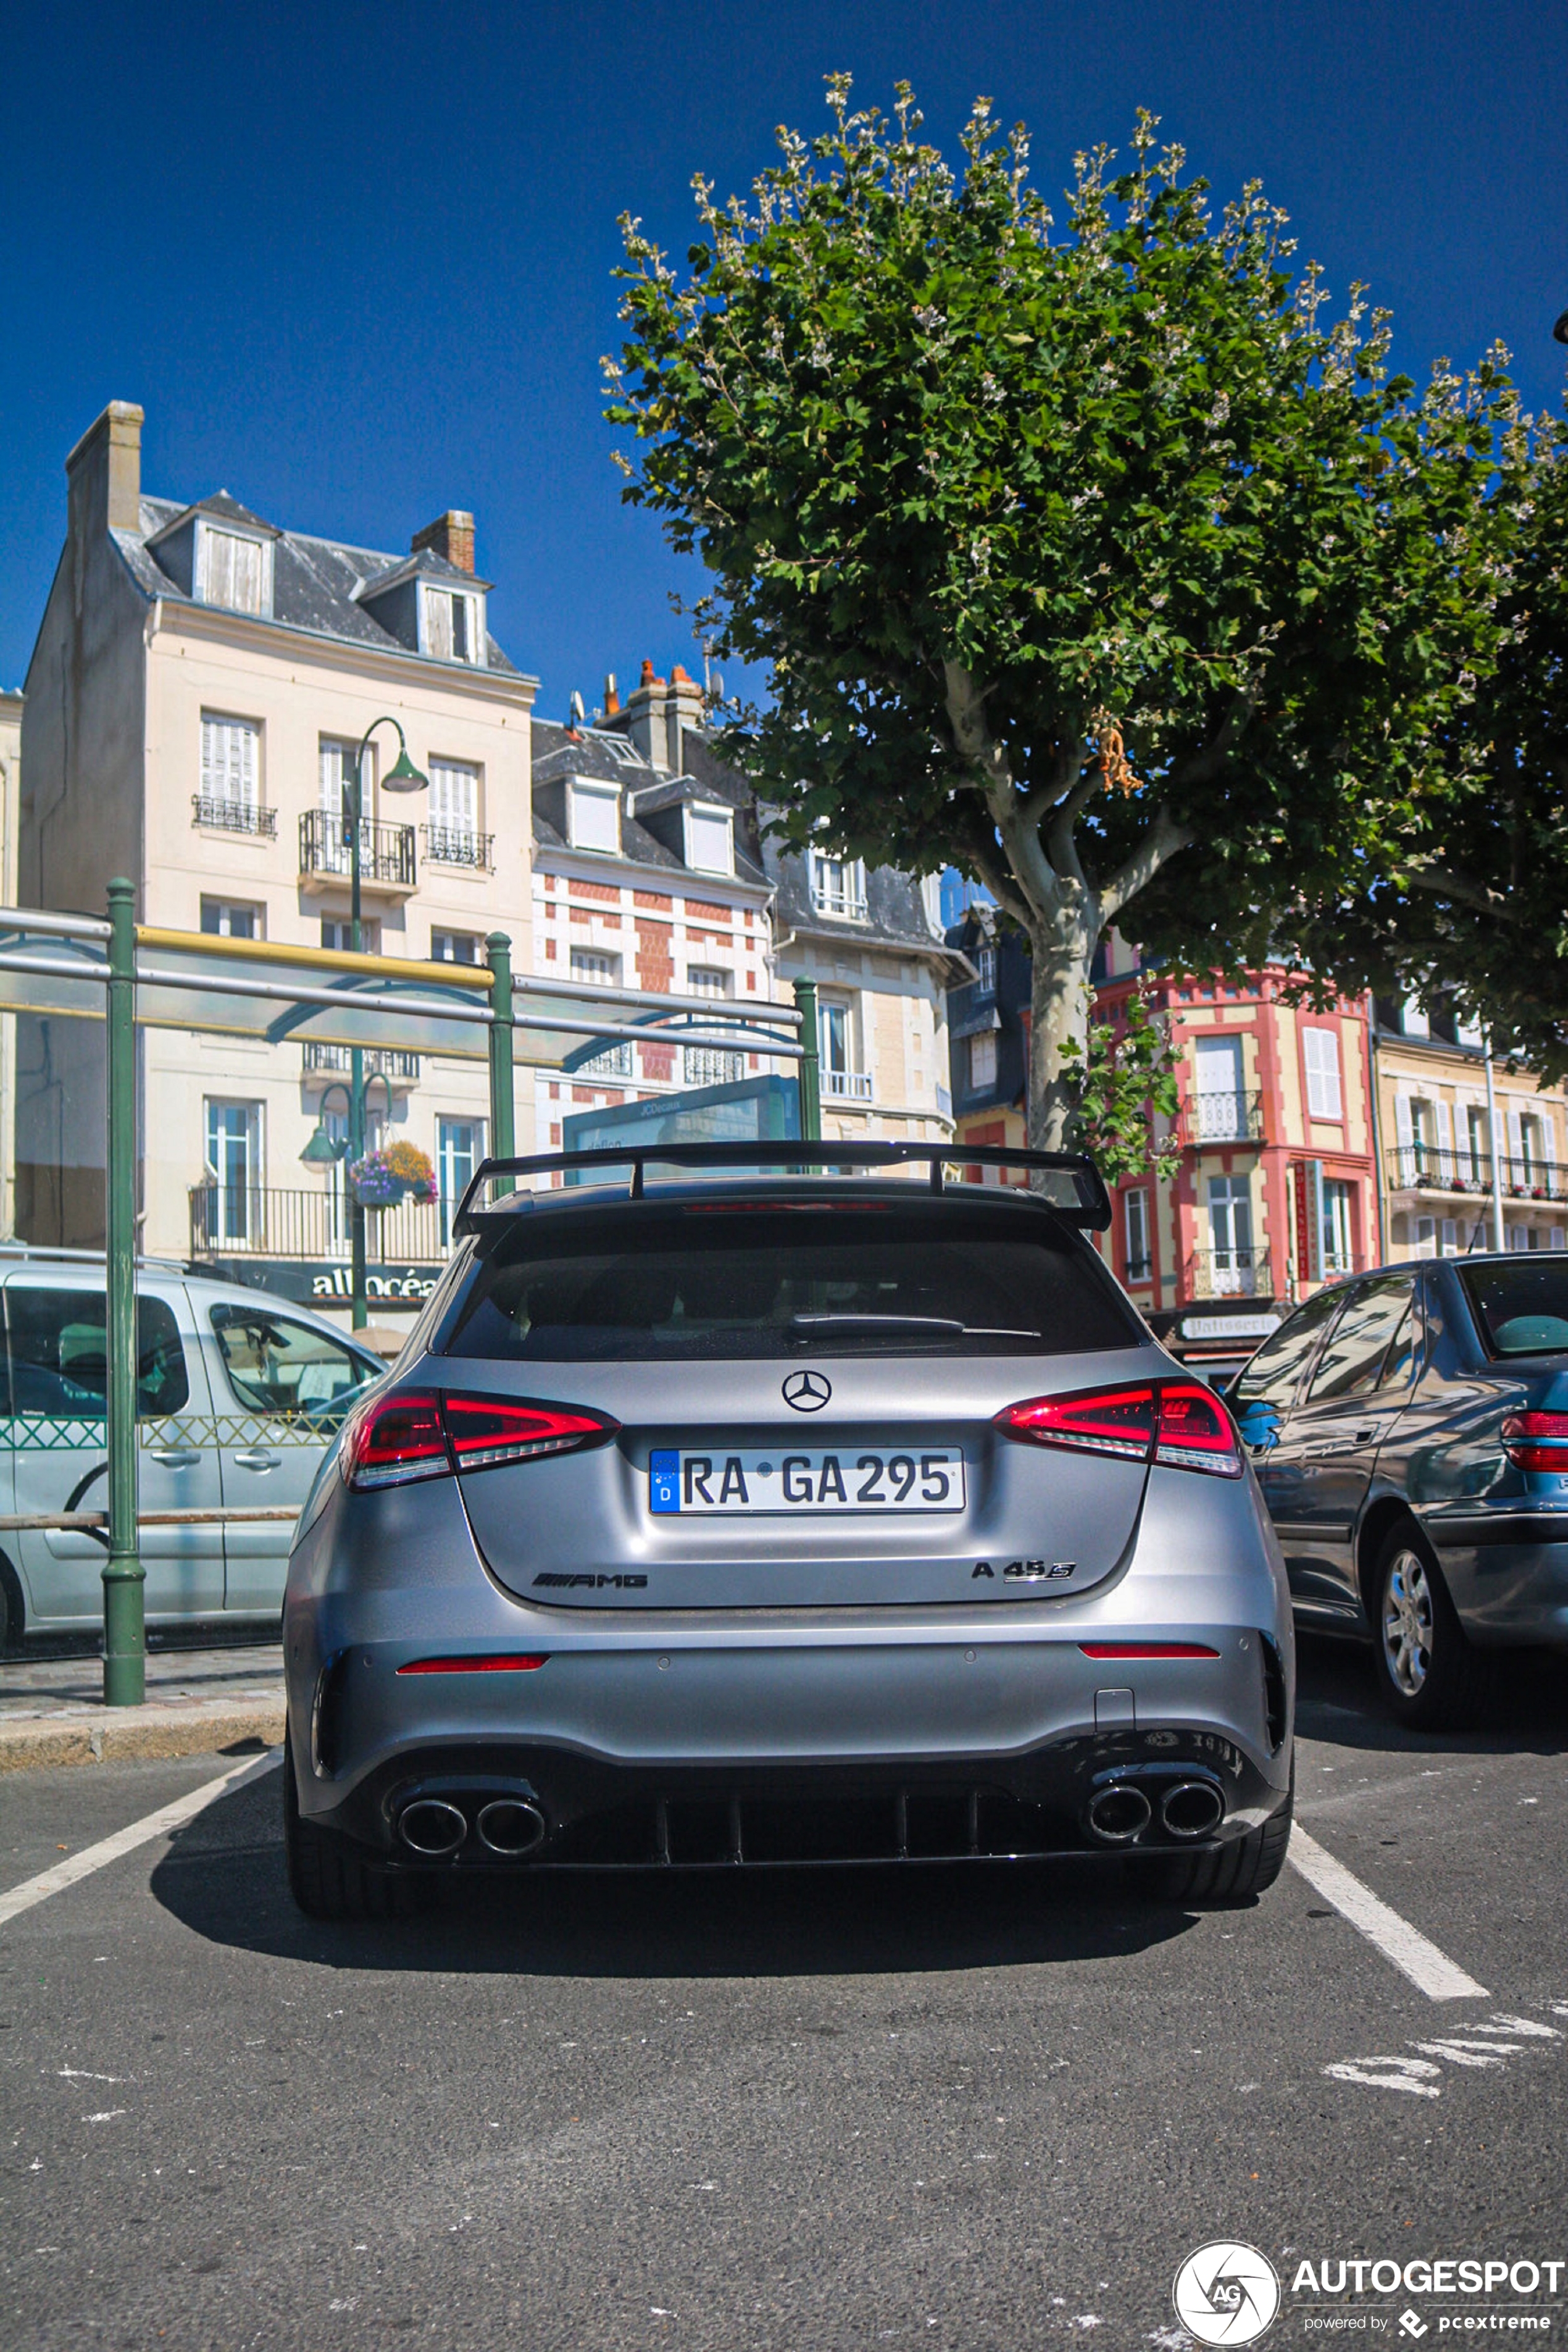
[784,1313,1044,1345]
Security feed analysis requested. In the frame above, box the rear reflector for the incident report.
[1078,1641,1220,1659]
[996,1380,1241,1477]
[341,1390,618,1491]
[1501,1410,1568,1472]
[396,1654,549,1675]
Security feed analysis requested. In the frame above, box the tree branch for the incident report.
[942,657,1057,921]
[1403,865,1520,918]
[1170,694,1254,791]
[1099,803,1195,924]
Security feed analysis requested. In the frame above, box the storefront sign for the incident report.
[196,1258,445,1312]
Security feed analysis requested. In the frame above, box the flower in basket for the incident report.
[383,1140,440,1203]
[347,1149,401,1207]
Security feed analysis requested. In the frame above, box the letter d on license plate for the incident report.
[649,1447,964,1515]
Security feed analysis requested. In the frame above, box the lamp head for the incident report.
[383,746,428,794]
[300,1120,347,1167]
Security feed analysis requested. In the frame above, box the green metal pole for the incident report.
[793,978,822,1146]
[348,756,367,1328]
[486,932,514,1196]
[103,877,143,1706]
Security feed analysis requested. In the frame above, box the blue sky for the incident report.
[3,0,1565,712]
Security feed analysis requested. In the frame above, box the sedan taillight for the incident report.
[340,1390,619,1491]
[1500,1409,1568,1472]
[996,1380,1241,1478]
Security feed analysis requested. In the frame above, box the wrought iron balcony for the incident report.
[1177,1089,1265,1146]
[301,1041,421,1083]
[299,808,417,891]
[191,794,277,838]
[422,824,494,870]
[189,1183,446,1263]
[1385,1145,1568,1204]
[1186,1246,1273,1300]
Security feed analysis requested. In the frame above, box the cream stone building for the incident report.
[18,401,535,1318]
[0,686,22,1235]
[1373,996,1568,1260]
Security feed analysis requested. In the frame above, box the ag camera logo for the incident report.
[1172,2242,1282,2345]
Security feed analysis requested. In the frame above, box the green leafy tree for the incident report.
[1057,986,1181,1183]
[607,81,1517,1149]
[1285,419,1568,1082]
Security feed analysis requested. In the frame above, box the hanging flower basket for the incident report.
[347,1150,401,1207]
[383,1140,440,1203]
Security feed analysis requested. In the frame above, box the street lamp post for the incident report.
[338,718,427,1328]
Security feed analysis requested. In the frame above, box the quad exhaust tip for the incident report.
[398,1798,468,1858]
[1085,1784,1153,1844]
[476,1798,547,1858]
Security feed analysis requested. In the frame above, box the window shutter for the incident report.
[1433,1099,1453,1172]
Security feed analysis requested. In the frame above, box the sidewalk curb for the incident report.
[0,1696,285,1772]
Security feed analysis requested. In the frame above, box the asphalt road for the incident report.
[4,1635,1567,2352]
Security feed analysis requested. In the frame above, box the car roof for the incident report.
[0,1246,379,1354]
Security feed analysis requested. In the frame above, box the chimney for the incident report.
[603,672,620,717]
[411,509,475,573]
[65,401,144,536]
[623,658,669,768]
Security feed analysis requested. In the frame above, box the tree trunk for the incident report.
[1025,898,1100,1153]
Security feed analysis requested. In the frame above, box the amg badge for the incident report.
[532,1572,648,1590]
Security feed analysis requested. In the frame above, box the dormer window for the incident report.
[568,778,621,854]
[811,848,867,920]
[422,584,485,665]
[685,801,734,876]
[198,523,272,616]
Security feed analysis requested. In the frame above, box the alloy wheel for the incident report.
[1382,1549,1435,1697]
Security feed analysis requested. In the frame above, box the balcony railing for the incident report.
[1187,1246,1273,1300]
[190,1183,446,1262]
[301,1041,421,1083]
[684,1048,743,1088]
[1385,1146,1568,1204]
[192,794,277,838]
[422,824,494,870]
[1177,1089,1265,1146]
[299,808,417,888]
[824,1067,874,1101]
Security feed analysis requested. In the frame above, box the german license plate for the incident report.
[649,1447,965,1515]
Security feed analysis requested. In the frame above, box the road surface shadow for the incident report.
[1295,1628,1568,1758]
[151,1771,1211,1977]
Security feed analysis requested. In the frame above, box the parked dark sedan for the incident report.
[1230,1253,1568,1727]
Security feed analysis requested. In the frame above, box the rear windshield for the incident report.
[438,1203,1143,1364]
[1458,1258,1568,1357]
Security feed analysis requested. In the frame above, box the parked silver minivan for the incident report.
[0,1247,382,1643]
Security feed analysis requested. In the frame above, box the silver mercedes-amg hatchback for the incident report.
[281,1144,1294,1919]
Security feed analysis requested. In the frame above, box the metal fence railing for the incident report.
[189,1183,446,1263]
[1177,1089,1266,1145]
[1188,1246,1274,1299]
[1385,1145,1568,1203]
[298,808,417,888]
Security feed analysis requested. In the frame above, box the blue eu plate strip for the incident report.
[649,1451,680,1514]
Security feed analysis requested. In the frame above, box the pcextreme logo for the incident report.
[1173,2242,1283,2345]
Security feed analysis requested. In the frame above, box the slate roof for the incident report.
[530,721,768,886]
[764,838,947,957]
[113,493,521,675]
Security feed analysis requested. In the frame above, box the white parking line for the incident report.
[0,1748,280,1929]
[1289,1824,1488,2002]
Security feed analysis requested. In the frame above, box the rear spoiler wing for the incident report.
[451,1142,1111,1238]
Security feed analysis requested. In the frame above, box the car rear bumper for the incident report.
[1428,1522,1568,1647]
[290,1627,1291,1867]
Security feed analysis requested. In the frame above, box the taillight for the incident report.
[1501,1410,1568,1472]
[995,1385,1156,1461]
[996,1379,1241,1478]
[396,1654,549,1675]
[443,1393,618,1470]
[341,1390,449,1490]
[1154,1383,1242,1477]
[340,1390,618,1490]
[1078,1641,1220,1659]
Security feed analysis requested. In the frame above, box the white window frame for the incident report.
[968,1030,998,1092]
[196,522,272,616]
[200,712,261,815]
[427,757,481,856]
[419,583,486,665]
[1401,1000,1431,1039]
[1321,1177,1356,1274]
[431,930,480,965]
[319,736,375,820]
[685,965,732,999]
[436,1116,486,1247]
[819,996,872,1099]
[568,780,621,855]
[569,948,622,988]
[204,1098,263,1244]
[811,849,868,921]
[199,898,262,940]
[684,802,735,876]
[1124,1187,1151,1285]
[1303,1026,1343,1121]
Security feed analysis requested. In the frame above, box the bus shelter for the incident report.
[0,882,818,1703]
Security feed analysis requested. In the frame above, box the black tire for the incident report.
[283,1725,426,1922]
[1369,1523,1492,1732]
[1130,1778,1293,1905]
